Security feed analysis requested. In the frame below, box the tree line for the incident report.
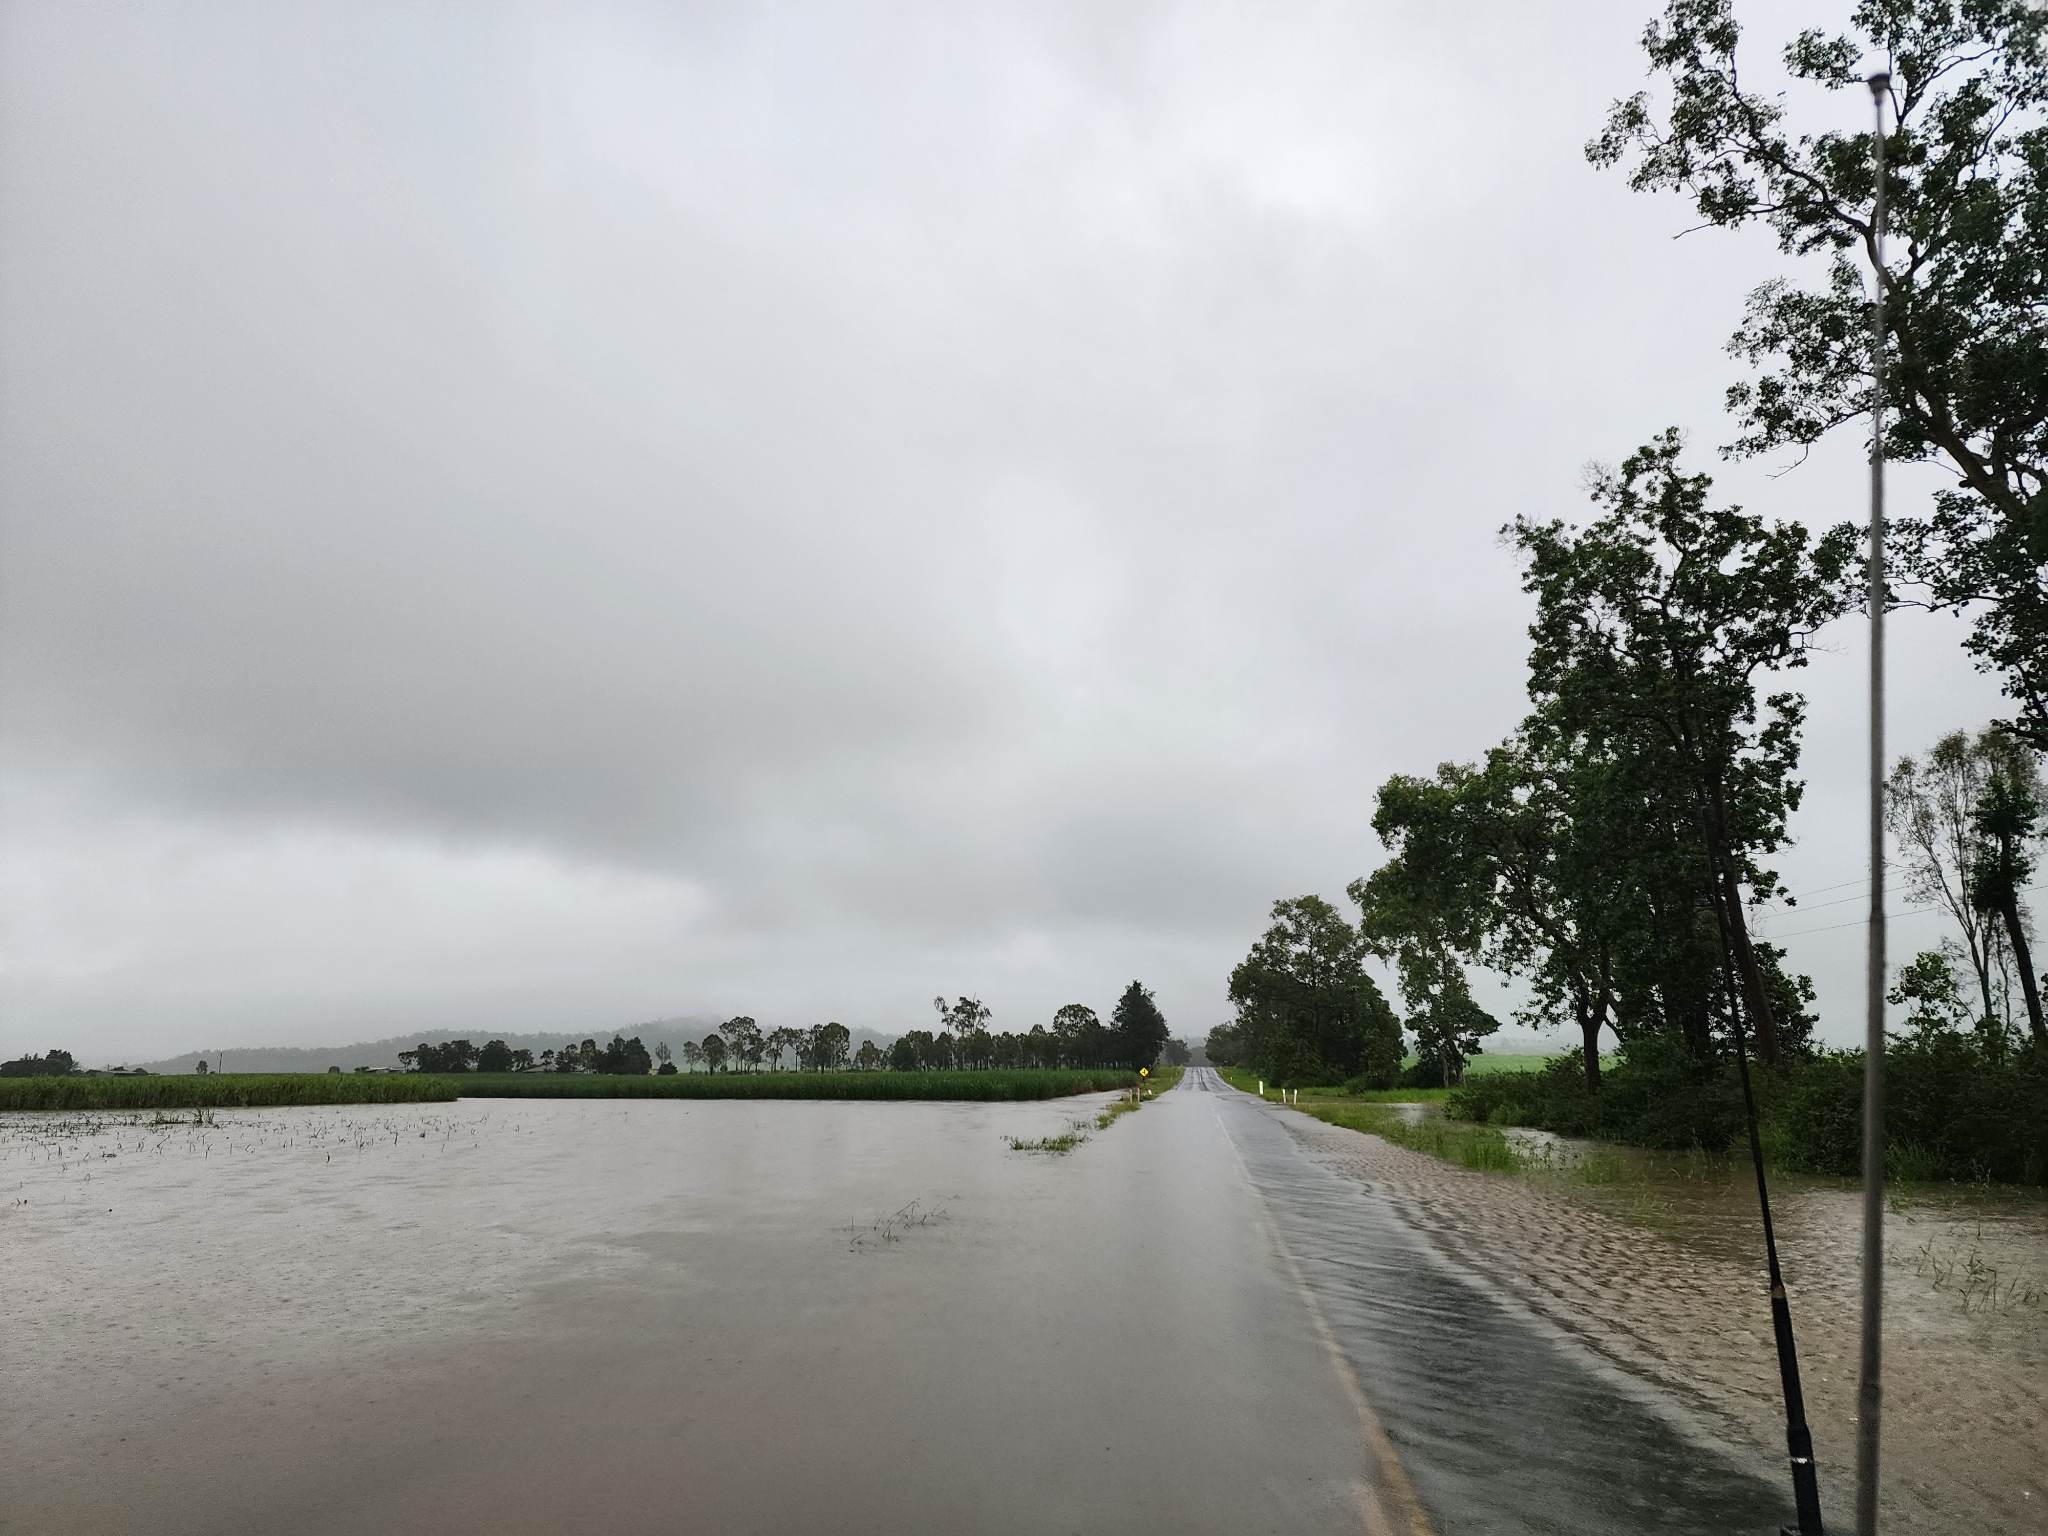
[392,984,1180,1077]
[1212,0,2048,1182]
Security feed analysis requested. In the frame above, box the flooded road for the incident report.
[8,1074,1815,1534]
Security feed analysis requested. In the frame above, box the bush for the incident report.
[1444,1032,2048,1184]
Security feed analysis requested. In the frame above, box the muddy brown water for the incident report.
[5,1075,2017,1534]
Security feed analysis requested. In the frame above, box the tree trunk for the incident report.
[1997,897,2048,1046]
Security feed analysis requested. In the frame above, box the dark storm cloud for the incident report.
[0,0,2003,1057]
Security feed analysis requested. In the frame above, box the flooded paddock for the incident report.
[2,1092,1389,1536]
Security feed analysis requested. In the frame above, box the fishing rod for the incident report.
[1698,854,1825,1536]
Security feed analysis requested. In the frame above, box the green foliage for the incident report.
[0,1073,459,1111]
[399,1039,479,1073]
[1509,432,1852,1062]
[1300,1101,1523,1173]
[1227,895,1403,1086]
[0,1049,77,1078]
[1448,1037,2048,1183]
[1591,0,2048,747]
[1110,980,1170,1069]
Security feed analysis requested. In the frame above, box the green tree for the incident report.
[1509,433,1854,1061]
[1889,948,1975,1041]
[1050,1004,1097,1068]
[1110,981,1169,1069]
[1227,895,1402,1086]
[700,1034,728,1073]
[805,1022,851,1070]
[1353,763,1500,1086]
[477,1039,514,1073]
[855,1039,882,1071]
[719,1017,762,1073]
[1888,729,2027,1039]
[597,1035,653,1074]
[1201,1021,1244,1068]
[1969,746,2047,1045]
[1591,0,2048,746]
[510,1048,534,1073]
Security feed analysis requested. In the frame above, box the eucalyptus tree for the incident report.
[1969,745,2048,1044]
[719,1016,763,1073]
[1510,433,1855,1061]
[1887,729,2031,1036]
[1592,0,2048,745]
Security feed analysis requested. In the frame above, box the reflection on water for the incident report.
[1397,1100,2048,1356]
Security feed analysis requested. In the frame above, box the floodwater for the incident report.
[1,1075,1866,1535]
[1383,1098,2048,1356]
[1341,1097,2047,1532]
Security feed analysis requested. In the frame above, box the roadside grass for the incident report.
[1009,1117,1094,1154]
[1299,1102,1523,1173]
[1014,1064,1181,1151]
[1214,1063,1542,1104]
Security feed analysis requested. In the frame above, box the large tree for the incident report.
[1970,745,2048,1044]
[1509,433,1854,1061]
[1110,981,1170,1069]
[1227,895,1403,1086]
[1591,0,2048,745]
[1887,728,2033,1039]
[1050,1004,1099,1068]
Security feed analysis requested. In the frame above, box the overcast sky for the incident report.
[0,0,2007,1062]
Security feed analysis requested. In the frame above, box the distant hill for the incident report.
[137,1017,901,1075]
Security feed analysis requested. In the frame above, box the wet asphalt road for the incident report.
[1183,1067,1791,1535]
[8,1075,1791,1534]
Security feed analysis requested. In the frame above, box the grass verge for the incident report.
[1298,1102,1523,1173]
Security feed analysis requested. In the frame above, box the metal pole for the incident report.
[1856,69,1890,1536]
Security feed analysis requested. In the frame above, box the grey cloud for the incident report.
[0,0,2008,1059]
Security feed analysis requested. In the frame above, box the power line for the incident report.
[1759,881,2046,941]
[1762,906,1940,941]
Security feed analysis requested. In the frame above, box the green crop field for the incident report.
[0,1073,460,1111]
[0,1067,1154,1111]
[444,1068,1142,1101]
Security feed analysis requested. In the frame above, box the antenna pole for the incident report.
[1856,68,1890,1536]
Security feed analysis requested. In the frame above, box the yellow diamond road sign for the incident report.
[1139,1067,1149,1077]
